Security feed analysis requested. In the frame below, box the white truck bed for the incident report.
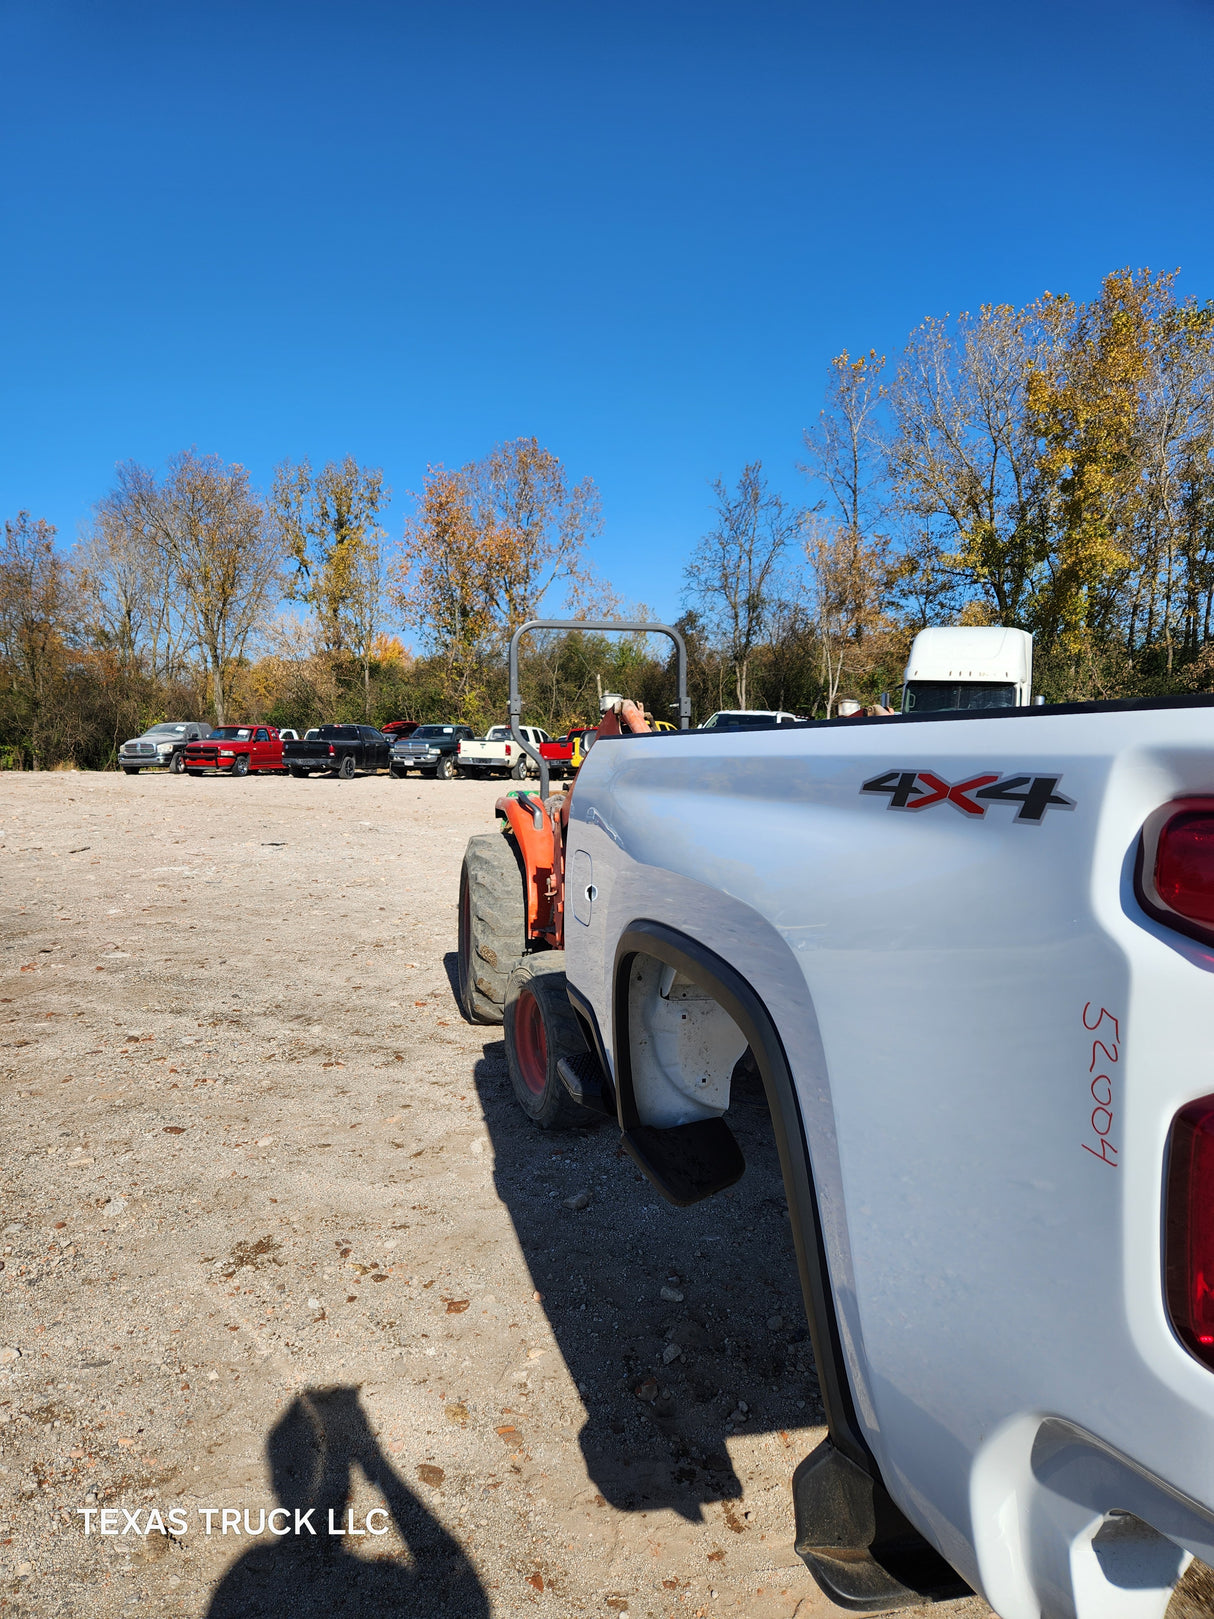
[562,696,1214,1618]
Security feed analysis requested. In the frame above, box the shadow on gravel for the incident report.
[471,1034,824,1524]
[206,1386,489,1619]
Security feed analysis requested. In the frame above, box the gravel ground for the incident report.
[1,767,1000,1617]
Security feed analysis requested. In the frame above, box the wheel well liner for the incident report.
[611,920,872,1471]
[609,923,972,1611]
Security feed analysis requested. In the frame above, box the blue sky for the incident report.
[3,0,1214,625]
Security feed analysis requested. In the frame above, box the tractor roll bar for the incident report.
[507,618,690,800]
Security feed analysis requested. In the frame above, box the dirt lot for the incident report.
[0,768,1001,1619]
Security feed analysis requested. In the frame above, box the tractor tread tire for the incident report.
[458,829,527,1024]
[504,953,597,1129]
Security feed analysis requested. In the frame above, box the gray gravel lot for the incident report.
[0,769,1004,1618]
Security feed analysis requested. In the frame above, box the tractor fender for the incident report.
[495,792,556,939]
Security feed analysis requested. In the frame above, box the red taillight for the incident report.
[328,744,335,755]
[1136,797,1214,946]
[1166,1098,1214,1367]
[1156,808,1214,927]
[505,744,512,757]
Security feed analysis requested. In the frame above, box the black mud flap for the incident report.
[793,1441,970,1612]
[621,1117,745,1206]
[555,1052,614,1117]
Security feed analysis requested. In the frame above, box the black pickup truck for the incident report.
[282,725,392,779]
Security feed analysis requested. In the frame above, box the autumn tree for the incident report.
[886,306,1052,627]
[683,463,799,709]
[120,451,283,723]
[270,456,389,656]
[78,463,188,684]
[801,349,888,537]
[393,437,601,709]
[0,513,75,765]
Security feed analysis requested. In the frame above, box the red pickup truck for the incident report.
[538,726,598,780]
[182,725,285,777]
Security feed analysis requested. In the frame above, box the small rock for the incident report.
[565,1191,591,1211]
[0,1347,20,1364]
[307,1297,320,1310]
[738,1400,748,1412]
[766,1314,784,1331]
[256,1136,274,1148]
[16,1562,31,1578]
[207,1370,219,1381]
[470,1139,484,1155]
[727,1407,747,1424]
[100,1198,127,1217]
[661,1343,682,1365]
[660,1285,684,1303]
[634,1376,660,1403]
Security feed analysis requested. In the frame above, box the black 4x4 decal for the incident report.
[861,769,1075,823]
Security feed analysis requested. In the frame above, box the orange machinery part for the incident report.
[495,698,651,950]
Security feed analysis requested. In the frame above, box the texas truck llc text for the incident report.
[75,1506,390,1536]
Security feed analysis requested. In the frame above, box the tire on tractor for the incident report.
[503,953,598,1129]
[457,829,527,1024]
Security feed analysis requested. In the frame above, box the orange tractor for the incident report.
[457,618,689,1127]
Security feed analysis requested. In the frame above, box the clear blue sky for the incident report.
[3,0,1213,624]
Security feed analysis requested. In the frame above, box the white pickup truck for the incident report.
[457,723,551,779]
[474,691,1214,1618]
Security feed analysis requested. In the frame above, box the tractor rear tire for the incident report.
[504,953,597,1129]
[458,829,527,1024]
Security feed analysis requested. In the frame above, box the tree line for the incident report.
[4,266,1214,768]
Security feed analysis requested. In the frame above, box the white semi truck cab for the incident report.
[902,624,1034,712]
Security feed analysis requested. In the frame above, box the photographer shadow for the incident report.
[206,1385,489,1619]
[465,1002,821,1525]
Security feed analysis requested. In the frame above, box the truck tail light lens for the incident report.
[1135,798,1214,946]
[1165,1098,1214,1369]
[506,744,512,757]
[1157,808,1214,926]
[328,744,335,755]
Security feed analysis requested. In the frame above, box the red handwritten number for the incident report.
[1082,1003,1121,1042]
[1081,1004,1120,1168]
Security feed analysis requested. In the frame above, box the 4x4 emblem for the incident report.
[861,769,1075,823]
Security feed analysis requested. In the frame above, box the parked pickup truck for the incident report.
[538,726,597,780]
[118,720,212,774]
[390,723,474,780]
[461,682,1214,1618]
[183,725,284,776]
[282,724,392,779]
[458,724,551,779]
